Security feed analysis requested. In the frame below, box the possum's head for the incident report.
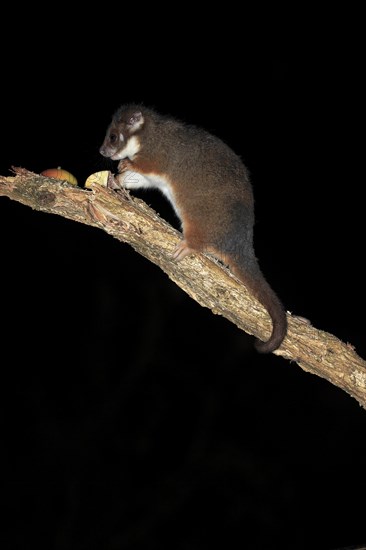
[99,105,145,160]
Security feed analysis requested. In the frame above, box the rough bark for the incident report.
[1,167,366,409]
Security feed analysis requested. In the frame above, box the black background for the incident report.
[0,9,365,550]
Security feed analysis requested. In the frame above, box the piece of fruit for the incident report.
[41,167,78,186]
[84,171,109,188]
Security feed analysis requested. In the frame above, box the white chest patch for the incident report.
[121,171,181,218]
[113,136,141,161]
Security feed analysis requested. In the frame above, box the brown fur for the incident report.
[100,104,287,353]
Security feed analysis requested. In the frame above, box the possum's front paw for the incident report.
[107,174,123,190]
[112,160,134,189]
[118,159,133,173]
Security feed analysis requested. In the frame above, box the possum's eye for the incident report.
[109,133,118,144]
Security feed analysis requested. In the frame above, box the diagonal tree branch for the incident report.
[1,167,366,409]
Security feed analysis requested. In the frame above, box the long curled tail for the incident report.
[253,283,287,353]
[232,263,288,354]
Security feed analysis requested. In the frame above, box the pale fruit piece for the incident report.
[84,171,110,188]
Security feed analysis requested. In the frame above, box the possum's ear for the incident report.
[127,111,144,132]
